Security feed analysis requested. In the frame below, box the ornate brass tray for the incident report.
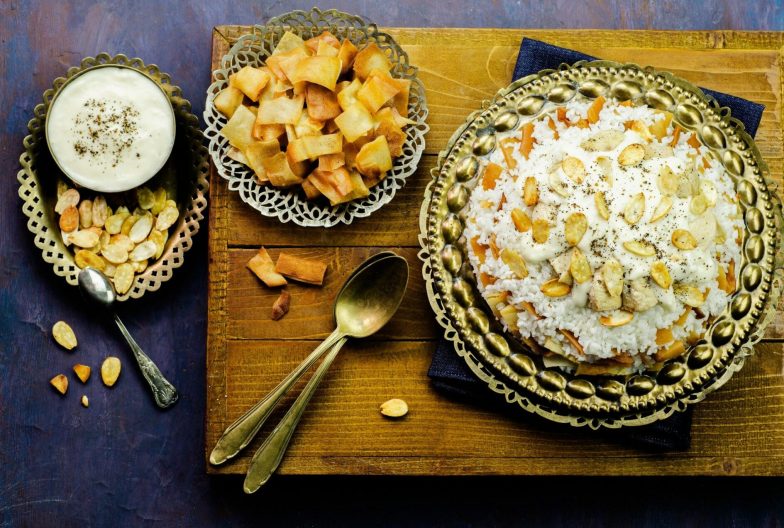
[17,53,210,301]
[419,60,784,428]
[203,7,429,228]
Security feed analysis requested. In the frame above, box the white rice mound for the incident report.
[464,97,742,367]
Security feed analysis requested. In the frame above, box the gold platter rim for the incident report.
[17,52,210,302]
[418,59,784,428]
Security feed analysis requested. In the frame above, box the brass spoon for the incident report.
[209,252,406,466]
[243,253,409,493]
[78,267,178,409]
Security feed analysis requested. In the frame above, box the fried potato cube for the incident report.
[247,247,287,287]
[233,66,271,102]
[302,178,322,200]
[220,105,257,151]
[245,139,282,180]
[257,95,305,125]
[356,136,393,178]
[294,112,325,137]
[287,137,311,164]
[304,133,343,159]
[285,147,312,178]
[275,252,328,285]
[306,83,342,121]
[318,152,346,172]
[308,168,353,205]
[343,170,370,202]
[338,39,358,73]
[336,78,362,111]
[261,152,304,187]
[357,74,401,113]
[213,86,245,118]
[273,31,308,55]
[353,43,392,80]
[390,77,411,116]
[334,103,376,142]
[266,47,309,82]
[316,39,339,57]
[304,30,340,53]
[288,56,341,91]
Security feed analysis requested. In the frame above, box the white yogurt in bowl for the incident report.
[46,66,176,192]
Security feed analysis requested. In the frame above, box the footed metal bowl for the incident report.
[419,60,784,428]
[17,53,210,301]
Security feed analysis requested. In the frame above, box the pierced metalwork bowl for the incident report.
[203,7,429,228]
[419,60,784,428]
[17,53,210,301]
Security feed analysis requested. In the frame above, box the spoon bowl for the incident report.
[78,267,116,308]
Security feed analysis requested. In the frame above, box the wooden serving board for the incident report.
[207,28,784,476]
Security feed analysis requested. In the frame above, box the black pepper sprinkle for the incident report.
[71,98,140,169]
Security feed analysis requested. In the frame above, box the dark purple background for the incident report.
[1,1,783,526]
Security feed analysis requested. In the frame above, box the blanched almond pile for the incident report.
[55,181,179,294]
[214,30,414,206]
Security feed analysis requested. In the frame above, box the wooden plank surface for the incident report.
[207,27,784,476]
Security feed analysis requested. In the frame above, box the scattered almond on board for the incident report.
[247,247,329,320]
[50,374,68,395]
[52,321,77,350]
[73,364,91,383]
[101,357,122,387]
[379,398,408,418]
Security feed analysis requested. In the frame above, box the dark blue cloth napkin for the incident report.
[428,38,765,451]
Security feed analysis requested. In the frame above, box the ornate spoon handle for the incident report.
[113,314,178,409]
[243,338,347,493]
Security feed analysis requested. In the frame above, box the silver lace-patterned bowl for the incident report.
[17,53,210,301]
[419,60,784,428]
[203,8,429,228]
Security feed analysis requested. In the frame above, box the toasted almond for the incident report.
[120,214,138,236]
[658,165,678,195]
[103,263,116,278]
[644,142,674,160]
[271,290,291,320]
[148,229,167,260]
[531,219,549,244]
[113,263,134,294]
[540,278,571,297]
[101,244,129,265]
[674,284,705,307]
[523,176,539,206]
[52,321,77,350]
[128,213,153,243]
[104,212,129,235]
[57,180,69,198]
[155,205,179,231]
[543,336,565,355]
[73,364,91,383]
[498,304,518,327]
[131,259,148,273]
[650,261,673,289]
[129,241,156,262]
[649,196,673,223]
[564,212,588,246]
[54,189,80,214]
[151,188,167,215]
[690,194,708,215]
[599,310,634,327]
[700,179,717,206]
[580,130,625,152]
[623,240,655,257]
[91,196,109,227]
[74,249,106,271]
[379,398,408,418]
[50,374,68,395]
[136,187,155,210]
[569,248,591,284]
[559,329,584,355]
[511,208,532,232]
[500,248,529,279]
[672,229,697,250]
[78,199,93,229]
[81,395,89,408]
[601,259,625,298]
[594,191,610,220]
[655,327,675,346]
[98,230,110,252]
[627,120,653,141]
[562,156,585,183]
[618,143,645,166]
[100,357,122,387]
[548,170,570,197]
[59,206,79,232]
[596,157,613,187]
[623,192,645,224]
[655,340,686,362]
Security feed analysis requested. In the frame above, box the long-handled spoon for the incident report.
[242,254,408,492]
[209,251,405,466]
[78,267,178,409]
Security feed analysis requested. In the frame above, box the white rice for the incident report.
[464,97,742,366]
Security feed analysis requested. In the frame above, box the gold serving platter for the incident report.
[419,60,784,428]
[17,53,210,301]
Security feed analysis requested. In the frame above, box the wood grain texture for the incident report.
[207,27,784,478]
